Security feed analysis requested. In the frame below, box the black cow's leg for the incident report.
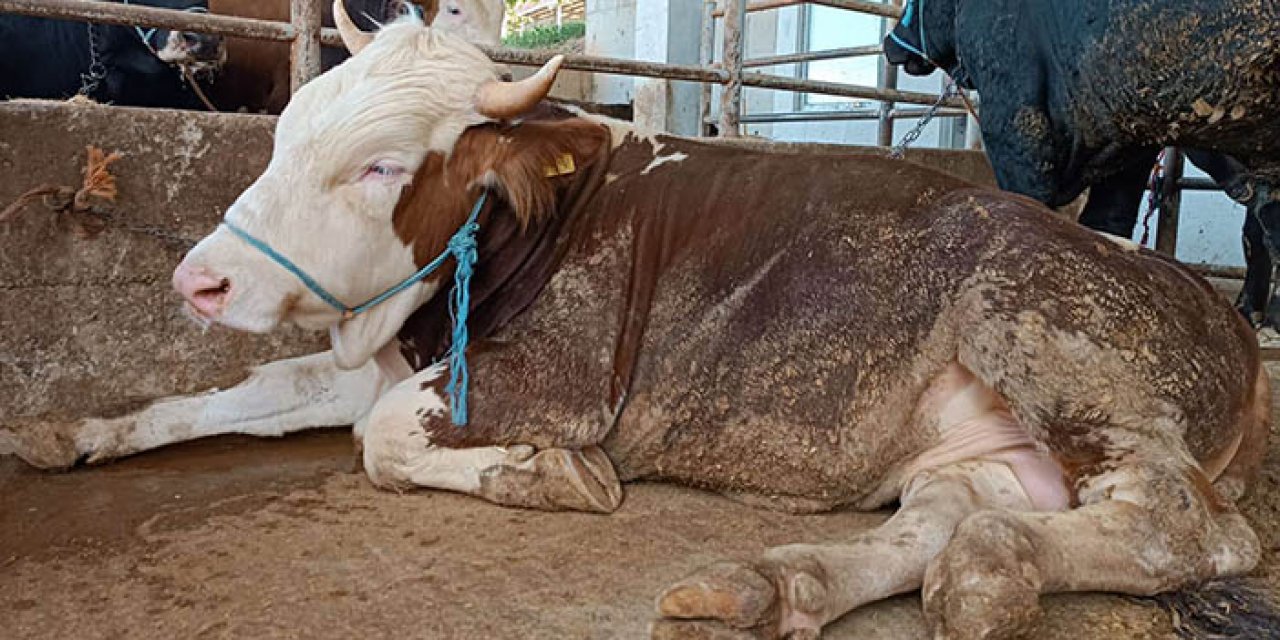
[1076,155,1155,239]
[1237,212,1271,327]
[1256,197,1280,328]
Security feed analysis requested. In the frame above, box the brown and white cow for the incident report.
[8,6,1273,639]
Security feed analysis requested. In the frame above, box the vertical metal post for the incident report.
[1156,147,1184,257]
[964,92,983,150]
[718,0,747,137]
[876,0,901,146]
[290,0,323,93]
[699,0,718,136]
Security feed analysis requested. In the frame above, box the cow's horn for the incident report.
[474,55,564,120]
[333,0,374,54]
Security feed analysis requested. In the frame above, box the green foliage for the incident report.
[502,21,586,49]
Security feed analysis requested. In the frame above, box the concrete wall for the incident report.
[0,101,325,429]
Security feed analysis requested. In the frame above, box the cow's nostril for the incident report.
[195,278,231,300]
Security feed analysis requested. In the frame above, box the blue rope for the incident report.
[221,191,489,426]
[444,220,479,426]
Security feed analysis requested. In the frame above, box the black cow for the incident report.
[1086,149,1280,327]
[0,0,224,109]
[883,0,1280,310]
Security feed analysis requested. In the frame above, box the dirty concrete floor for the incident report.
[2,291,1279,639]
[2,389,1277,640]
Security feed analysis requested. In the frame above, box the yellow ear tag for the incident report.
[545,153,577,177]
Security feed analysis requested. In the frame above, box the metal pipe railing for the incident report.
[742,72,964,109]
[714,0,901,19]
[290,0,323,90]
[718,0,748,136]
[737,106,969,124]
[744,45,882,69]
[0,0,960,146]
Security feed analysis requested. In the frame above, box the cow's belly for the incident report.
[605,359,1072,514]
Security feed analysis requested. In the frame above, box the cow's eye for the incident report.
[363,162,406,181]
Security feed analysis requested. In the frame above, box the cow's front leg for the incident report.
[651,461,1032,639]
[1,350,384,469]
[360,363,622,513]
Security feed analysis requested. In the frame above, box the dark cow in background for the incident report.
[884,0,1280,319]
[0,0,224,109]
[1083,148,1280,327]
[206,0,503,113]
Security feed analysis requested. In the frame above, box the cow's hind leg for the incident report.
[922,456,1261,640]
[359,363,622,513]
[651,461,1032,639]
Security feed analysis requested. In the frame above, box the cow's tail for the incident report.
[1146,578,1280,640]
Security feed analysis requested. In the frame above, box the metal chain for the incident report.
[889,78,961,160]
[79,22,107,98]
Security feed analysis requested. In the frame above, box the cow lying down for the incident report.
[7,7,1275,640]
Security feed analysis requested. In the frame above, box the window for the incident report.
[800,4,886,110]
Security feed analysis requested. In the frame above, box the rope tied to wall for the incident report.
[0,145,121,237]
[0,145,196,250]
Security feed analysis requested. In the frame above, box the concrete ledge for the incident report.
[0,100,325,427]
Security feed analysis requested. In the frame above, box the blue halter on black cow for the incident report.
[884,0,1280,323]
[0,0,224,109]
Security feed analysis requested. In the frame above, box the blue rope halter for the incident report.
[222,191,489,426]
[888,0,931,63]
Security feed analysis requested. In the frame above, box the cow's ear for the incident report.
[482,116,612,226]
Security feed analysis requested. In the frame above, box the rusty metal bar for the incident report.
[290,0,323,92]
[737,106,968,123]
[744,44,882,68]
[742,71,966,108]
[876,2,899,146]
[0,0,297,40]
[714,0,902,20]
[718,0,747,137]
[699,0,718,136]
[477,46,729,84]
[1155,147,1185,256]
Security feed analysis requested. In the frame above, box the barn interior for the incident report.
[2,1,1278,639]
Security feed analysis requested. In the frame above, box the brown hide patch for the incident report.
[392,115,612,267]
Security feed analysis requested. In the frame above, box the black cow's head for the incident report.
[882,0,937,76]
[341,0,426,30]
[105,0,224,76]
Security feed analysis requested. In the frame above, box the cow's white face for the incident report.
[172,15,555,369]
[432,0,504,45]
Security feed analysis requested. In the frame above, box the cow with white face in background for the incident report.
[5,4,1276,639]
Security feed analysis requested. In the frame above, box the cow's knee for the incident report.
[360,366,622,512]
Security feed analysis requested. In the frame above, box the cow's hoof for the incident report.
[478,445,623,513]
[654,554,827,640]
[922,512,1043,640]
[0,422,94,470]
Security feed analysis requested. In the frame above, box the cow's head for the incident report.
[882,0,954,77]
[172,2,574,369]
[340,0,430,30]
[115,0,225,74]
[431,0,505,45]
